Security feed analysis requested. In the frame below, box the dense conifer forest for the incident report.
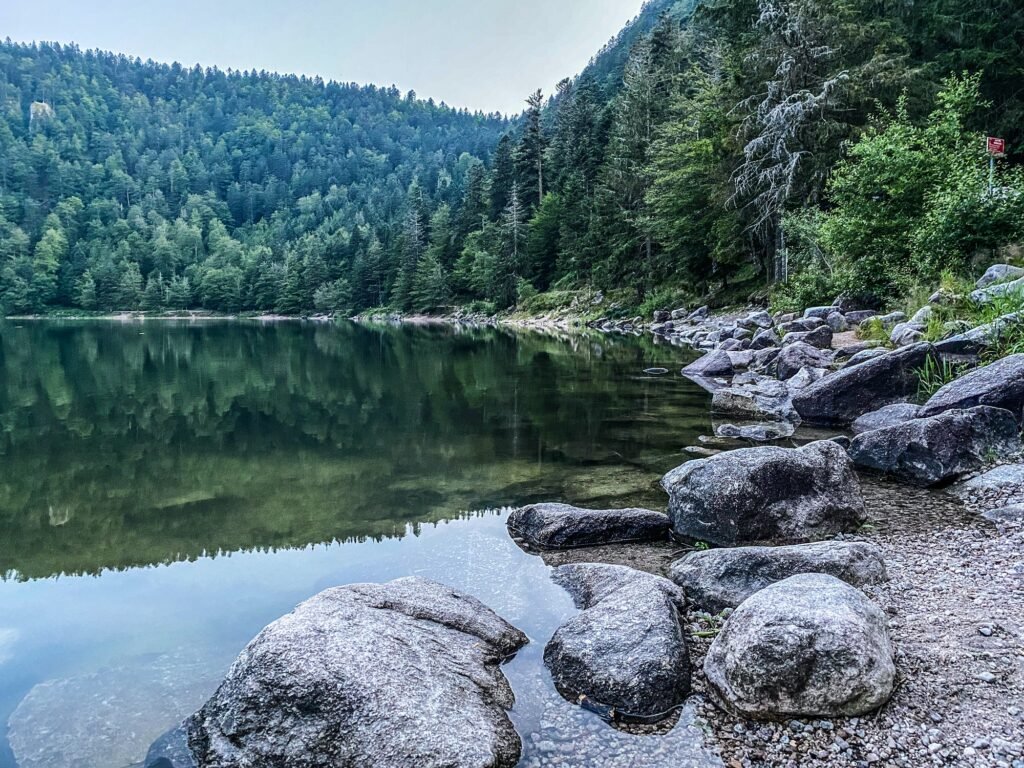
[1,0,1023,316]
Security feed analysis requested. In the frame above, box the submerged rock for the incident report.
[715,421,797,442]
[545,564,690,721]
[920,353,1024,423]
[848,406,1022,487]
[186,578,528,768]
[703,574,896,719]
[792,343,937,425]
[506,503,670,549]
[669,541,887,614]
[662,441,865,547]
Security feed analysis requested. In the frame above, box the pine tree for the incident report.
[411,250,450,312]
[142,272,166,311]
[515,90,547,212]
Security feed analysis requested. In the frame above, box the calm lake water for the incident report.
[0,320,720,768]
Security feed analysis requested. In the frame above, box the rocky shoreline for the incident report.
[137,268,1023,768]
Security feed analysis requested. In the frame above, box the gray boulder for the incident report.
[876,311,908,329]
[506,503,670,549]
[751,328,782,350]
[716,421,797,442]
[851,403,922,434]
[977,264,1024,289]
[848,406,1022,487]
[842,348,889,368]
[545,564,690,721]
[727,350,754,368]
[934,313,1024,356]
[920,354,1024,423]
[688,305,710,322]
[662,441,865,547]
[803,306,837,320]
[890,322,925,347]
[956,464,1024,496]
[738,310,774,330]
[711,373,798,422]
[792,343,937,425]
[670,541,887,614]
[187,578,529,768]
[653,310,671,323]
[670,308,690,321]
[682,349,733,379]
[703,574,896,719]
[782,325,833,350]
[776,342,834,380]
[844,310,879,326]
[826,311,849,333]
[786,366,828,394]
[971,276,1024,304]
[982,505,1024,526]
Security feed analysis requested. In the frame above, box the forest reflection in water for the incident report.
[0,320,720,768]
[0,319,709,580]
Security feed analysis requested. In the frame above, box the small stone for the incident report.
[979,626,994,637]
[976,671,998,683]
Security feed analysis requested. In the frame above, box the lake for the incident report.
[0,320,720,768]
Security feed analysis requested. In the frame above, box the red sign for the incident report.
[988,137,1007,156]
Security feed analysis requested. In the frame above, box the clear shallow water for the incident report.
[0,320,718,768]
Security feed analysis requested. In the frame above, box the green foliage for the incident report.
[813,75,1024,304]
[4,5,1024,317]
[916,355,967,402]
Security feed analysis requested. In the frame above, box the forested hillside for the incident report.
[2,0,1024,317]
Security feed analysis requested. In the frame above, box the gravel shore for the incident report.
[550,476,1024,767]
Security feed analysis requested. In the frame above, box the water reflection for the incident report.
[0,320,715,767]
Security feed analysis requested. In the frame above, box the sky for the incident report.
[1,0,648,114]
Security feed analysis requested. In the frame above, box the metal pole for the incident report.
[990,155,995,195]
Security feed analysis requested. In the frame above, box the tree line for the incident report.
[2,0,1024,316]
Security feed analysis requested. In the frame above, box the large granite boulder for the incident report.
[506,503,670,549]
[776,342,834,381]
[738,310,773,330]
[545,564,690,721]
[670,542,887,614]
[920,354,1024,423]
[662,441,865,547]
[751,328,781,350]
[971,276,1024,304]
[782,325,833,350]
[851,403,922,435]
[977,264,1024,289]
[703,574,896,719]
[710,373,799,422]
[792,343,937,426]
[186,578,529,768]
[682,349,733,379]
[848,406,1022,487]
[934,313,1024,356]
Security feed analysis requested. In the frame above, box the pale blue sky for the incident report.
[1,0,647,114]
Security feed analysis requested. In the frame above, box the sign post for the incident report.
[988,137,1007,195]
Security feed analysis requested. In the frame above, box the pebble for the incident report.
[976,672,998,683]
